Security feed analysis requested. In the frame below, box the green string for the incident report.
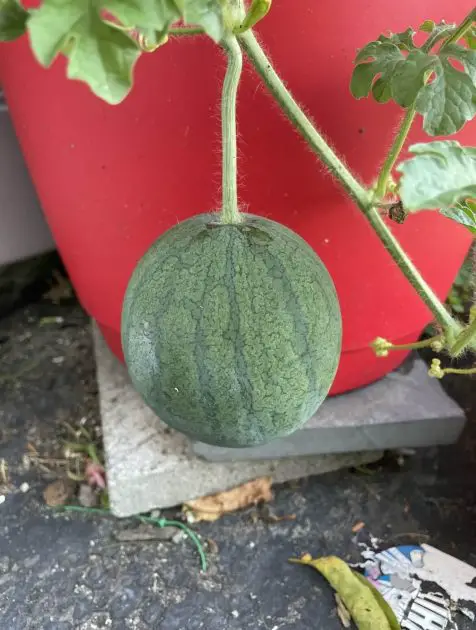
[57,505,207,572]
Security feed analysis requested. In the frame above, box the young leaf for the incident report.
[378,28,416,52]
[236,0,271,34]
[174,0,226,42]
[352,28,476,136]
[441,200,476,234]
[0,0,29,41]
[28,0,140,105]
[397,141,476,211]
[415,45,476,135]
[419,20,455,45]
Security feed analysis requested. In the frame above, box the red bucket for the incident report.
[0,0,473,394]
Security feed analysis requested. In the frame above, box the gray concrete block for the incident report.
[193,356,466,462]
[93,326,382,517]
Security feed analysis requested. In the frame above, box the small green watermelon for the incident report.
[122,213,342,447]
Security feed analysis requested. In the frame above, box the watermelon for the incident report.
[121,213,342,448]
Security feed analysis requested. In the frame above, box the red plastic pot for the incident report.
[0,1,473,394]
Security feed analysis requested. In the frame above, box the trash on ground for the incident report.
[289,553,400,630]
[183,476,273,523]
[355,528,476,629]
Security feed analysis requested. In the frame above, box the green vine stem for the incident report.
[430,358,476,379]
[372,334,443,357]
[373,107,416,201]
[238,31,369,210]
[450,315,476,356]
[220,34,243,224]
[238,29,461,340]
[440,8,476,50]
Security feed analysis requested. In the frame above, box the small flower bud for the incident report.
[371,337,392,357]
[429,358,445,379]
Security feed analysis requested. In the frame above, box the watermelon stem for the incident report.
[220,34,244,224]
[238,29,463,343]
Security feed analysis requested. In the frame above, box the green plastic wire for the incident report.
[57,505,207,572]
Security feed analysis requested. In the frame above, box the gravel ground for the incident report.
[0,292,475,630]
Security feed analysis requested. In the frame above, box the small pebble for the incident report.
[231,610,239,619]
[78,483,98,508]
[172,530,186,544]
[248,541,255,549]
[52,356,65,365]
[19,482,29,493]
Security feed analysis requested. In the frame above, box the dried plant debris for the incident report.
[43,479,76,507]
[184,477,273,523]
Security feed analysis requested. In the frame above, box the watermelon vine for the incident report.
[220,32,243,225]
[0,0,475,406]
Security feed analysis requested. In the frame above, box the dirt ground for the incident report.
[0,287,475,629]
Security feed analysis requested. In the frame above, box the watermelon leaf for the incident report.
[0,0,29,41]
[415,45,476,135]
[441,200,476,235]
[27,0,141,104]
[104,0,180,32]
[174,0,227,42]
[351,25,476,136]
[397,141,476,211]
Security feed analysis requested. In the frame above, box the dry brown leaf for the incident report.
[352,521,365,533]
[43,478,75,507]
[184,477,273,522]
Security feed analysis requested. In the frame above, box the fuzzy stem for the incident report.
[238,29,461,339]
[440,8,476,50]
[365,207,460,337]
[374,107,416,201]
[387,336,442,352]
[220,34,243,224]
[440,366,476,376]
[238,30,369,209]
[450,316,476,357]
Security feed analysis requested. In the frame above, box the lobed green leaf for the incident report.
[28,0,141,104]
[441,200,476,234]
[351,25,476,136]
[397,141,476,211]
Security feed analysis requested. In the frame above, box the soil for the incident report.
[0,283,475,629]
